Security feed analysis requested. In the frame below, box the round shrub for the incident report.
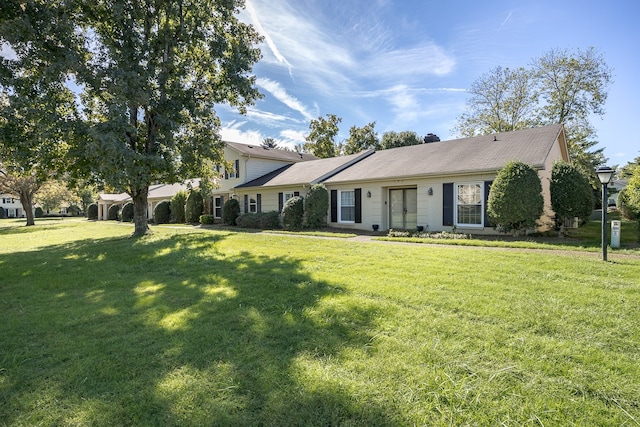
[107,204,120,221]
[550,161,594,226]
[185,189,204,223]
[199,214,215,224]
[34,206,44,218]
[487,161,543,235]
[237,211,280,229]
[87,203,98,220]
[170,190,187,223]
[154,200,171,224]
[282,196,304,230]
[304,184,329,229]
[0,207,5,219]
[222,198,240,225]
[121,202,134,222]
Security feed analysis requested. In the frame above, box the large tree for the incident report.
[379,130,422,150]
[342,122,379,155]
[303,114,341,158]
[1,0,263,236]
[455,48,612,184]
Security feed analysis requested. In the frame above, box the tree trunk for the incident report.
[19,190,35,226]
[131,186,149,236]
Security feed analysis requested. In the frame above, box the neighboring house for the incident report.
[0,195,27,218]
[608,179,627,207]
[209,142,317,220]
[97,180,200,220]
[233,124,570,234]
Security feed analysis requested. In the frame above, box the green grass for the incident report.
[1,219,639,426]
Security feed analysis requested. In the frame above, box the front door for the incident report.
[389,188,417,229]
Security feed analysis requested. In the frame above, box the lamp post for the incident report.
[596,165,615,261]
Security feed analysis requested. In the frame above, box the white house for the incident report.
[0,195,27,218]
[232,124,570,234]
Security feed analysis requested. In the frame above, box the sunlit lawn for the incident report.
[1,219,639,426]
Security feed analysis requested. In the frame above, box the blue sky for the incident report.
[219,0,640,168]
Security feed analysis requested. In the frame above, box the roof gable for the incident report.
[225,141,318,162]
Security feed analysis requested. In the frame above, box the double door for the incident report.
[389,188,417,230]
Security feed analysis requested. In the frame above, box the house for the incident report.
[208,142,317,219]
[0,195,27,218]
[232,124,570,234]
[97,180,200,220]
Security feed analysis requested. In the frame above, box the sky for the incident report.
[218,0,640,168]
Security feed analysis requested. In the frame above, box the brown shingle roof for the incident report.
[226,141,318,162]
[324,124,565,183]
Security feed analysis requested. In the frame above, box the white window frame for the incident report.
[248,195,258,213]
[338,190,355,223]
[282,192,295,206]
[454,182,484,227]
[213,196,223,218]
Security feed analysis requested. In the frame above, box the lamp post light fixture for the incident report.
[596,165,615,261]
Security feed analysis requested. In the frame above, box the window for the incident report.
[339,190,355,222]
[248,196,257,213]
[214,196,223,218]
[456,183,483,226]
[282,192,294,206]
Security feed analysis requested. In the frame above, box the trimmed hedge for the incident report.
[121,202,134,222]
[199,214,215,225]
[282,196,304,230]
[304,184,329,229]
[222,198,240,225]
[185,189,204,223]
[237,211,280,229]
[0,207,5,219]
[170,190,187,223]
[107,204,120,221]
[87,203,98,220]
[34,207,44,218]
[154,200,171,224]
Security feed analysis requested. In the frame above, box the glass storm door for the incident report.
[389,188,417,229]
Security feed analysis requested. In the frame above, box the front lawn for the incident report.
[1,220,639,426]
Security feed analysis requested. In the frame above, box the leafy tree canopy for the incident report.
[379,130,422,150]
[342,122,379,155]
[303,114,341,158]
[1,0,263,235]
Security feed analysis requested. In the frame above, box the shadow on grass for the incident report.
[0,232,394,425]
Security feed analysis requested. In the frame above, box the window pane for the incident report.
[456,183,482,225]
[339,190,355,222]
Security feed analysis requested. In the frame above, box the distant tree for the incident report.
[618,154,640,180]
[455,48,613,187]
[303,114,341,158]
[342,122,379,155]
[618,169,640,241]
[550,161,594,234]
[35,180,79,213]
[379,131,422,150]
[454,66,538,137]
[261,137,279,149]
[487,161,544,235]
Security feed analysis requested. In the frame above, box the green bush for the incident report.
[0,207,5,219]
[154,200,171,224]
[487,161,543,235]
[222,198,240,225]
[237,211,281,229]
[199,214,215,224]
[185,189,204,223]
[121,202,134,222]
[170,190,187,223]
[550,161,594,228]
[67,205,81,216]
[87,203,98,220]
[107,204,120,221]
[304,184,329,229]
[34,207,44,218]
[282,196,304,230]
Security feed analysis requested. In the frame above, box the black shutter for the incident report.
[244,195,248,213]
[354,188,362,223]
[443,183,454,226]
[278,192,283,212]
[330,190,338,223]
[294,191,299,197]
[484,181,493,227]
[235,159,240,178]
[257,194,262,213]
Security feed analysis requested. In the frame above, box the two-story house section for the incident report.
[0,195,27,218]
[209,142,317,220]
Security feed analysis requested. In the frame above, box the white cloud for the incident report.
[257,78,315,121]
[0,43,17,60]
[220,121,264,145]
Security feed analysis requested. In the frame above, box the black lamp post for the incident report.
[596,165,615,261]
